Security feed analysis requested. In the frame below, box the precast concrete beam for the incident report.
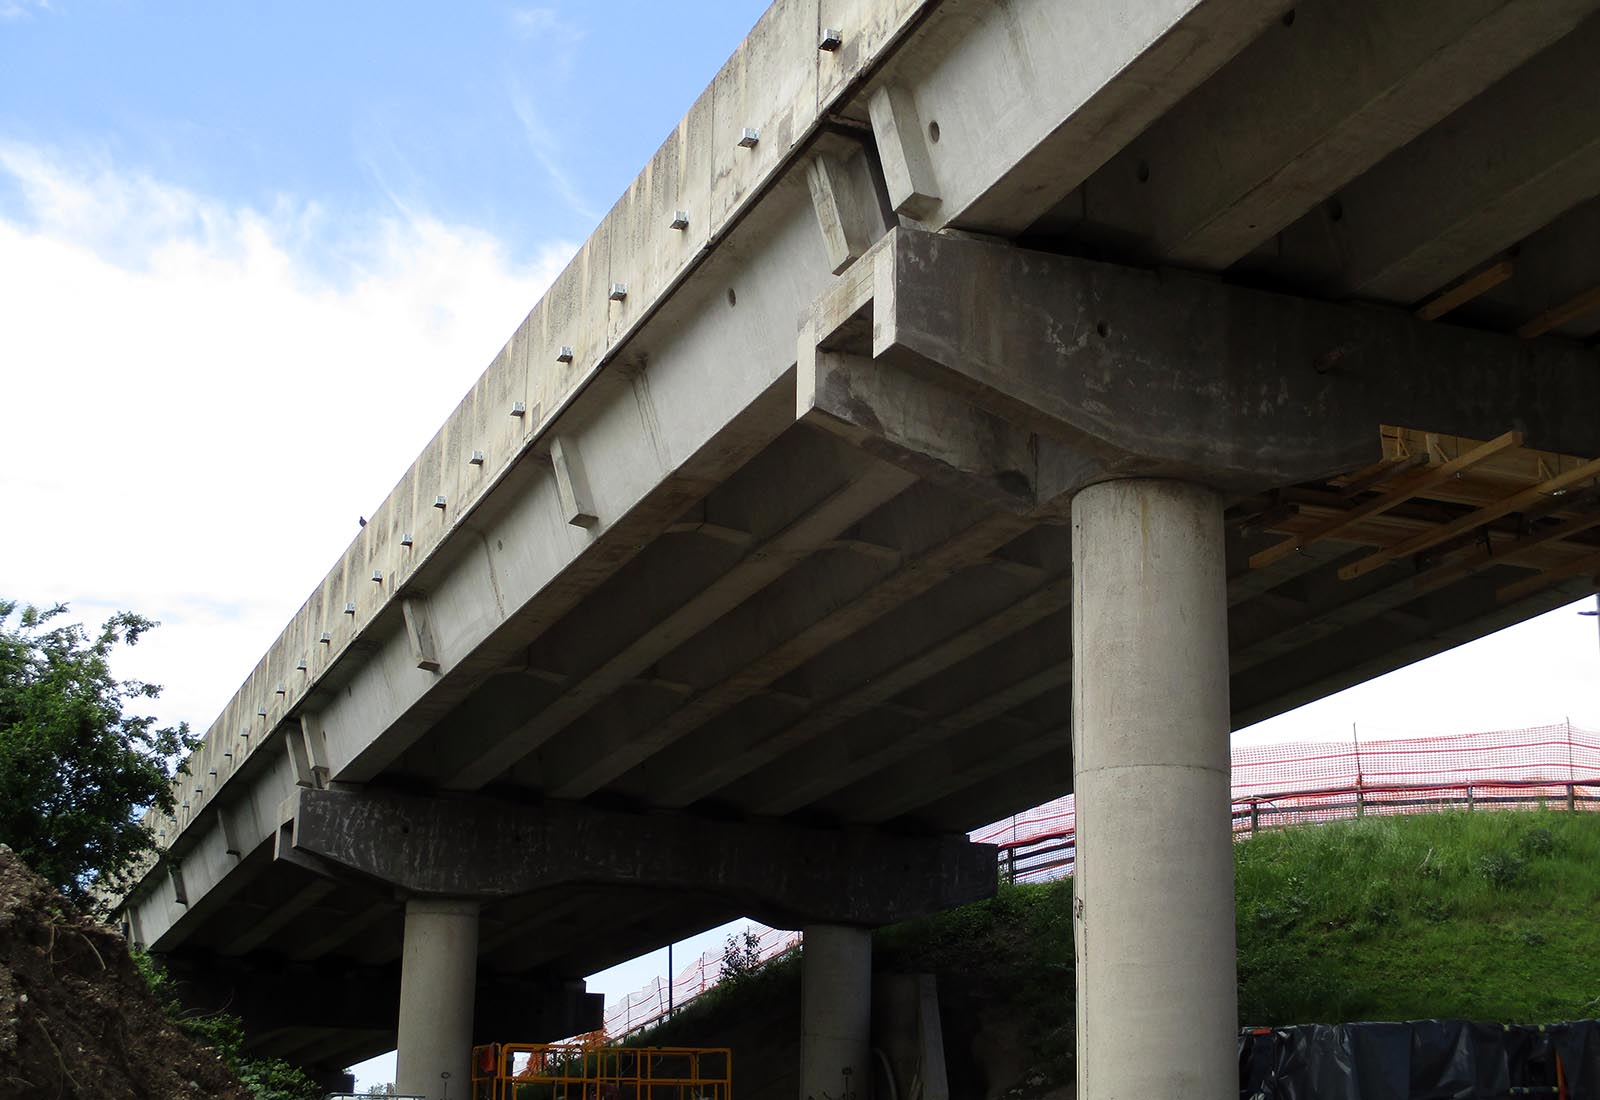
[1272,14,1600,304]
[852,0,1291,234]
[278,787,996,928]
[439,448,918,791]
[804,134,892,275]
[801,228,1600,506]
[137,0,934,856]
[528,496,1032,800]
[1074,0,1600,269]
[1231,564,1596,727]
[686,576,1075,813]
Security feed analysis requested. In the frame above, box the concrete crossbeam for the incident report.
[279,787,996,928]
[822,228,1600,505]
[800,343,1039,514]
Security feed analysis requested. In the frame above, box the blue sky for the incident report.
[0,3,766,1086]
[0,2,767,266]
[3,0,1599,1088]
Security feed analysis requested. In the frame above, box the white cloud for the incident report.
[0,0,54,22]
[508,5,584,43]
[0,144,575,734]
[508,87,602,224]
[1238,596,1600,743]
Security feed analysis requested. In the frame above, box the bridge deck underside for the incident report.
[132,0,1600,1073]
[195,416,1596,1006]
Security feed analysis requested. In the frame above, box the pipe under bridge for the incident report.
[119,1,1600,1096]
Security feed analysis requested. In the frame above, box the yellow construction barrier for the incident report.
[470,1042,732,1100]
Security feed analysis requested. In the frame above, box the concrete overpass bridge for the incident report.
[120,1,1600,1096]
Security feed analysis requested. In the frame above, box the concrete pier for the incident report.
[396,898,480,1100]
[1070,480,1237,1100]
[800,925,873,1100]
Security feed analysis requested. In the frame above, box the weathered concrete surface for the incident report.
[139,0,1317,863]
[396,899,479,1100]
[108,0,1600,1083]
[801,925,874,1100]
[805,227,1600,505]
[281,787,998,928]
[1067,0,1600,269]
[1071,480,1236,1100]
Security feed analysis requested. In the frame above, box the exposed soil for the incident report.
[0,844,251,1100]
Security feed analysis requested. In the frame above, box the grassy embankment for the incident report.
[640,810,1600,1088]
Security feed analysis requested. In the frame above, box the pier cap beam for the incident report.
[277,787,996,929]
[800,227,1600,510]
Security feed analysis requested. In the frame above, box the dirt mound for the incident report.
[0,844,251,1100]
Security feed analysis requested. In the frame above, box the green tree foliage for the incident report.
[0,599,195,909]
[718,926,766,986]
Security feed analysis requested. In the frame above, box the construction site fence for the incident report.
[995,779,1600,884]
[603,722,1600,1039]
[601,927,800,1038]
[977,720,1600,863]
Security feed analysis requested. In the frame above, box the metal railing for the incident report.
[470,1043,731,1100]
[602,725,1600,1036]
[992,778,1600,885]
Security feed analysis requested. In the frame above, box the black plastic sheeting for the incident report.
[1239,1020,1600,1099]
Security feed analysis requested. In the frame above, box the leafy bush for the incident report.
[1478,850,1527,889]
[135,951,321,1100]
[1520,827,1556,858]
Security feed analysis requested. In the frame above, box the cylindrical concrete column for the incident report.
[800,925,872,1100]
[396,898,480,1100]
[1071,479,1237,1100]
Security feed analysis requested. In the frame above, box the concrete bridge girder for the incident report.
[114,1,1600,1097]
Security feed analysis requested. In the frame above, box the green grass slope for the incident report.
[1236,809,1600,1025]
[634,811,1600,1096]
